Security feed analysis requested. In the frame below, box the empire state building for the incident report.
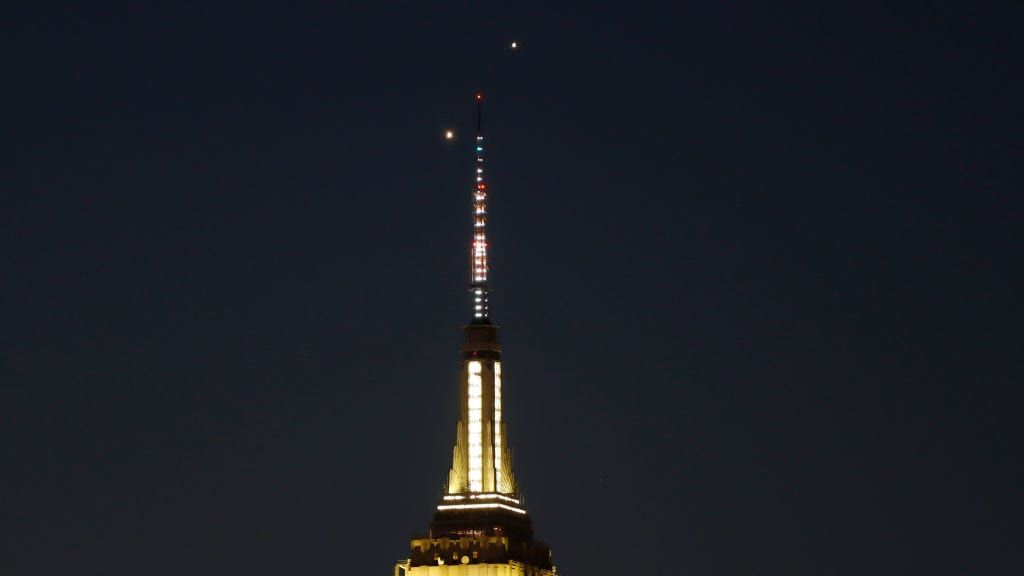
[394,95,557,576]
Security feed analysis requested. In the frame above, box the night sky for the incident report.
[3,2,1021,574]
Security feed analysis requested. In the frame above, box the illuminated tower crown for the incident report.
[395,94,556,576]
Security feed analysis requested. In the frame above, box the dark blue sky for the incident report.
[2,2,1021,574]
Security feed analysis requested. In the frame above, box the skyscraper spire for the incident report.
[470,92,490,324]
[447,92,515,497]
[395,93,556,576]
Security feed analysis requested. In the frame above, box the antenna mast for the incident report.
[470,93,490,323]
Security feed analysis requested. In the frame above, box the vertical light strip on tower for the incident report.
[494,361,503,477]
[467,360,483,492]
[471,93,490,322]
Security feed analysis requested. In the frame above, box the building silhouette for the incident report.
[393,94,557,576]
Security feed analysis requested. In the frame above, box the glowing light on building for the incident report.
[494,362,503,476]
[442,493,520,504]
[436,502,527,515]
[468,361,483,491]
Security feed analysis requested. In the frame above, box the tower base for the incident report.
[394,506,556,576]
